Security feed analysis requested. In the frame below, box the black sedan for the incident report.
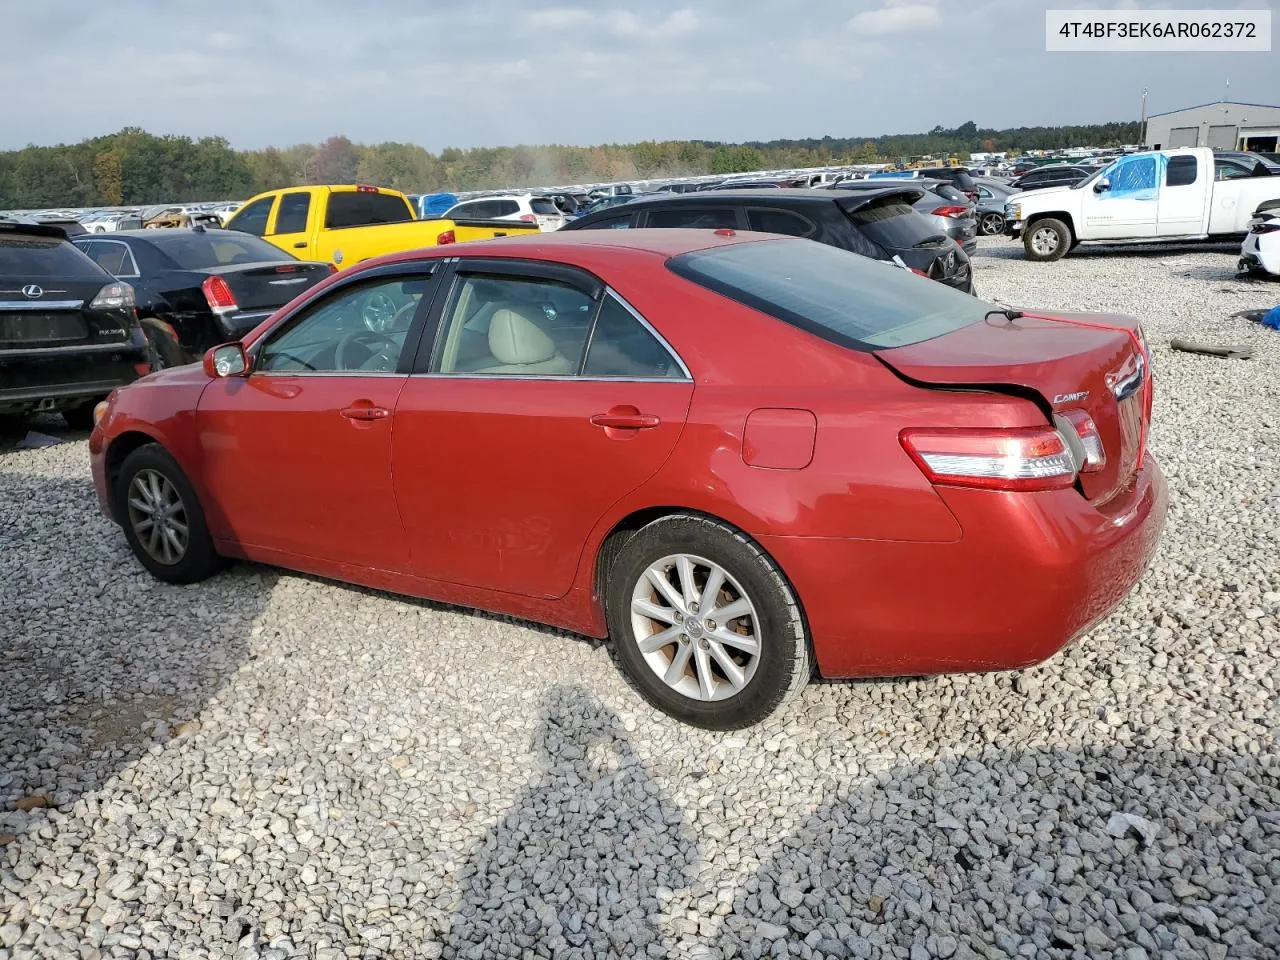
[73,228,332,367]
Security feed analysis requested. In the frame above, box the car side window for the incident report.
[256,275,431,374]
[452,200,487,219]
[645,207,739,229]
[432,273,595,376]
[83,240,138,277]
[583,296,686,379]
[272,192,311,234]
[1215,160,1250,181]
[1165,155,1198,187]
[576,213,634,230]
[226,196,274,237]
[495,200,521,218]
[746,208,816,238]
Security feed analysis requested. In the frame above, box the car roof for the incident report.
[0,219,73,240]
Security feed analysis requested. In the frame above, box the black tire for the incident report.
[1023,217,1072,262]
[141,318,185,370]
[63,401,100,432]
[113,442,222,584]
[979,212,1005,236]
[604,514,810,729]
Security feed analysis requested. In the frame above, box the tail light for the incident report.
[90,281,135,310]
[327,263,339,274]
[1060,410,1106,472]
[900,427,1077,492]
[910,267,929,277]
[437,229,456,245]
[520,214,538,222]
[201,276,237,316]
[1250,220,1280,234]
[932,205,969,219]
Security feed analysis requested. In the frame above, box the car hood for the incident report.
[132,360,210,389]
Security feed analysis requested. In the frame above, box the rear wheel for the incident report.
[141,318,185,370]
[605,515,810,729]
[980,212,1005,236]
[113,443,222,584]
[1024,218,1071,262]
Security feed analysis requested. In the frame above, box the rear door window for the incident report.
[746,208,816,237]
[575,213,635,230]
[1165,155,1198,187]
[324,192,413,229]
[669,238,986,350]
[583,296,686,379]
[81,240,138,277]
[493,200,521,218]
[644,207,740,229]
[272,192,311,234]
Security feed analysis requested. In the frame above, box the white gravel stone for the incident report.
[2,239,1277,958]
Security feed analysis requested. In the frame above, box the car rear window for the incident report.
[0,235,105,278]
[530,198,559,215]
[668,238,986,350]
[146,232,291,269]
[844,197,947,249]
[324,191,413,229]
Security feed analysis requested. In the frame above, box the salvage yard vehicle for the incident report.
[1239,199,1280,278]
[90,230,1166,729]
[821,180,978,256]
[564,188,976,293]
[74,227,332,368]
[1,221,150,429]
[442,194,566,232]
[1007,147,1280,262]
[225,185,540,270]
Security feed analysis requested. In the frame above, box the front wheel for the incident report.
[605,515,810,729]
[979,212,1005,236]
[1024,218,1072,262]
[113,443,222,584]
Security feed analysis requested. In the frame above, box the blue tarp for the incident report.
[1101,154,1165,201]
[419,193,458,218]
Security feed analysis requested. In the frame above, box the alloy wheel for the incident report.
[126,469,189,565]
[982,213,1004,235]
[629,553,761,702]
[1031,226,1060,256]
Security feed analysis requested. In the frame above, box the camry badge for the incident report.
[1053,390,1089,404]
[21,284,42,299]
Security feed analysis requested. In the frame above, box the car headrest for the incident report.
[488,305,556,365]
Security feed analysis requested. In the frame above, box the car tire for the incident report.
[980,212,1005,236]
[141,318,185,370]
[604,514,810,729]
[62,401,100,432]
[1024,217,1071,262]
[113,443,222,584]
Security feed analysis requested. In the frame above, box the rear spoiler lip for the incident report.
[0,220,71,240]
[832,187,927,213]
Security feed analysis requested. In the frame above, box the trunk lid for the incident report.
[0,276,131,350]
[876,310,1149,504]
[203,261,331,311]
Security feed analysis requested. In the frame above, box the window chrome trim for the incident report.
[96,240,140,278]
[602,287,693,381]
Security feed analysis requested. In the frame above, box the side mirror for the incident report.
[203,342,248,379]
[1094,178,1111,193]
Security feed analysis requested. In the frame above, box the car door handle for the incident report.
[591,412,661,430]
[292,241,307,249]
[341,404,390,421]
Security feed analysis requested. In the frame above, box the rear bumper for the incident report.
[0,342,147,414]
[762,455,1168,678]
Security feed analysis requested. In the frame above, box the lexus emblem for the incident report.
[21,284,42,299]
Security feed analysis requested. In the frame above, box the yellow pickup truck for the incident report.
[224,184,539,269]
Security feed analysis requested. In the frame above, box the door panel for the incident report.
[1083,154,1159,239]
[392,379,693,598]
[197,375,410,567]
[1156,155,1209,235]
[266,190,315,255]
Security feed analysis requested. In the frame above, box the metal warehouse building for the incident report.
[1144,101,1280,152]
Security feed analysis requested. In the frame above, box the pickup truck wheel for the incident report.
[1024,218,1071,262]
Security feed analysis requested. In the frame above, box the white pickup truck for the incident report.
[1004,147,1280,261]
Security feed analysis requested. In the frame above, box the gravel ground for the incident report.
[1,238,1278,960]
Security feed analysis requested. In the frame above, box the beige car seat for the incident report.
[473,304,573,375]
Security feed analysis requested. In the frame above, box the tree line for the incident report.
[0,121,1142,208]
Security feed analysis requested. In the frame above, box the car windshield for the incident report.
[0,235,104,278]
[148,232,292,269]
[668,238,987,350]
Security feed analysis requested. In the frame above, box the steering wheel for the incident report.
[362,294,419,333]
[335,330,401,371]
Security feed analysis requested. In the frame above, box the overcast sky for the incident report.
[2,0,1276,151]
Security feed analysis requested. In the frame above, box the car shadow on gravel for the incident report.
[0,468,276,847]
[442,685,699,959]
[721,743,1279,959]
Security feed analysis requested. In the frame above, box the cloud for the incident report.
[848,2,940,34]
[526,7,593,29]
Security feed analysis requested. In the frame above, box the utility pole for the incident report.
[1140,88,1148,146]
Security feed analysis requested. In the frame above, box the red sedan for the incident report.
[90,230,1166,728]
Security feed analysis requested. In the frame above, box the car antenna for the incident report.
[985,307,1023,324]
